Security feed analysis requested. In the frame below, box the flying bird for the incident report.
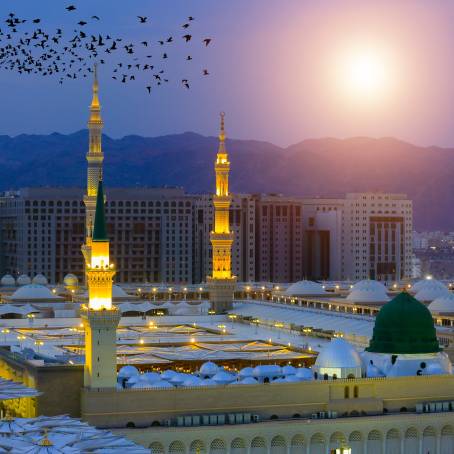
[66,5,76,11]
[203,38,212,47]
[137,16,147,23]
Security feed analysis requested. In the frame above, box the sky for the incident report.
[1,0,454,147]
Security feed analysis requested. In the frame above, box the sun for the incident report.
[335,46,394,104]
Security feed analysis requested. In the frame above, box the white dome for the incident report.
[199,361,219,377]
[238,367,254,378]
[0,275,15,286]
[238,377,258,385]
[16,274,31,286]
[182,376,203,387]
[32,274,48,285]
[285,280,327,296]
[347,280,389,303]
[410,278,440,293]
[112,285,129,298]
[414,280,449,302]
[63,273,79,286]
[118,365,139,379]
[252,365,282,378]
[11,284,58,301]
[282,365,297,376]
[212,371,236,384]
[429,293,454,314]
[315,338,362,369]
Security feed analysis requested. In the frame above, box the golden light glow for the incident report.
[89,297,112,311]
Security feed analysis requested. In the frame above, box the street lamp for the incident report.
[152,287,157,301]
[198,287,203,300]
[34,340,44,353]
[168,287,173,301]
[1,329,10,343]
[183,288,187,300]
[16,335,26,349]
[245,286,251,300]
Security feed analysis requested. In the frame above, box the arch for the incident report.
[290,434,305,454]
[169,441,186,454]
[344,386,350,398]
[210,439,226,454]
[230,438,245,454]
[149,442,165,454]
[329,432,347,451]
[189,440,206,454]
[348,431,363,452]
[310,433,325,454]
[441,425,454,454]
[270,435,286,454]
[404,427,418,454]
[250,436,266,454]
[353,385,359,398]
[422,426,436,454]
[386,429,400,454]
[367,430,383,454]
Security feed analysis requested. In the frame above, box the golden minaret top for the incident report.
[89,63,102,123]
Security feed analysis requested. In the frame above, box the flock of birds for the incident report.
[0,4,212,93]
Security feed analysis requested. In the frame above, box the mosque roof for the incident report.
[32,274,48,285]
[0,415,148,453]
[429,293,454,314]
[17,275,31,286]
[11,284,59,301]
[284,280,327,296]
[414,280,449,302]
[367,292,440,354]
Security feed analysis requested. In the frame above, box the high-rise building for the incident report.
[0,187,195,284]
[303,192,413,281]
[207,113,236,313]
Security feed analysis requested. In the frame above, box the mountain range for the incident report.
[0,130,452,230]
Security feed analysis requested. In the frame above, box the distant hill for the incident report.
[0,130,452,230]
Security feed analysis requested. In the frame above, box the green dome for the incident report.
[366,292,440,354]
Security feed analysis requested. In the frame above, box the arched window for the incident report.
[344,386,350,399]
[353,385,359,398]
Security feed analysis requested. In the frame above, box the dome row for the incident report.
[0,273,79,287]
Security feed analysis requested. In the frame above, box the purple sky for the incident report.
[1,0,454,147]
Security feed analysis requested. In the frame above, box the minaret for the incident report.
[207,112,237,313]
[81,179,120,389]
[82,64,104,267]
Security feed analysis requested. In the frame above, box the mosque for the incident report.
[0,72,452,454]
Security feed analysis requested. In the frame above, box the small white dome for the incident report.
[315,338,362,374]
[32,274,48,285]
[347,280,389,303]
[161,370,178,381]
[285,280,327,296]
[410,278,440,294]
[16,274,31,286]
[238,367,254,378]
[282,365,297,376]
[183,376,203,387]
[118,365,139,379]
[414,280,449,302]
[429,293,454,314]
[212,371,236,384]
[238,376,258,385]
[253,365,282,378]
[199,361,219,377]
[0,275,15,286]
[63,273,79,287]
[11,284,58,301]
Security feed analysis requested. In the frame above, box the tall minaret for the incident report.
[82,64,104,267]
[81,180,120,389]
[207,112,237,313]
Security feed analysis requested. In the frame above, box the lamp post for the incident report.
[34,340,44,353]
[198,287,203,300]
[245,286,250,300]
[168,287,172,301]
[1,329,9,343]
[183,288,187,301]
[16,335,26,349]
[152,287,157,301]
